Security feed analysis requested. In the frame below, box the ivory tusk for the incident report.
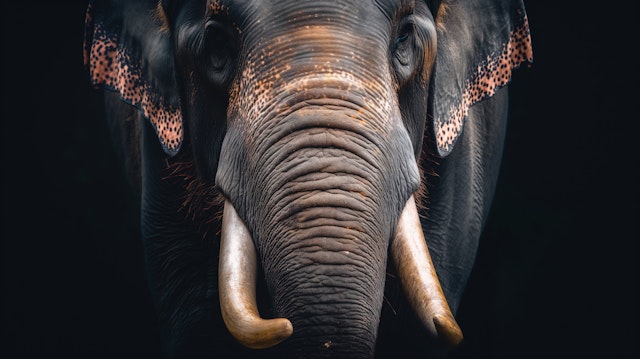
[219,200,293,349]
[391,195,463,348]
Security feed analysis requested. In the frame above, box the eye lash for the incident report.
[397,22,414,43]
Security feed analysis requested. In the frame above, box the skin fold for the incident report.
[86,0,532,357]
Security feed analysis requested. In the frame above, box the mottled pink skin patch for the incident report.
[86,24,183,154]
[436,14,533,154]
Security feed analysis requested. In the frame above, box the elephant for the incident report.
[84,0,532,357]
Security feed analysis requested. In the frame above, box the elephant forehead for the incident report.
[228,68,397,135]
[228,25,394,126]
[242,24,386,72]
[216,0,390,28]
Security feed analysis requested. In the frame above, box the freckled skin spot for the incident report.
[207,0,241,33]
[436,14,533,153]
[209,0,229,15]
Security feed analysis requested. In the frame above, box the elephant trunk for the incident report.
[255,115,392,357]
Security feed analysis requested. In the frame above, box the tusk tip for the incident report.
[236,318,294,349]
[261,318,294,347]
[276,318,294,339]
[433,314,464,348]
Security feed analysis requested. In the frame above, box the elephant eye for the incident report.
[396,24,413,44]
[391,13,432,87]
[204,19,235,70]
[394,22,415,67]
[200,18,238,87]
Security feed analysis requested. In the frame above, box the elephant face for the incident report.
[215,2,428,351]
[187,3,433,354]
[85,0,532,357]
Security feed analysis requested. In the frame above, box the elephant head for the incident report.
[85,0,531,357]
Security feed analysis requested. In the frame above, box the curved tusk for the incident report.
[219,200,293,349]
[391,195,463,348]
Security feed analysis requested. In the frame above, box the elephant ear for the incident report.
[84,0,183,156]
[430,0,533,156]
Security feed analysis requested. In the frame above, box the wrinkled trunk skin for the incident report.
[214,7,421,357]
[257,134,389,357]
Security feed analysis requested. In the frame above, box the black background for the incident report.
[2,1,637,357]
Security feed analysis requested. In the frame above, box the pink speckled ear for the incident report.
[83,1,182,156]
[430,0,533,157]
